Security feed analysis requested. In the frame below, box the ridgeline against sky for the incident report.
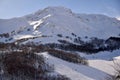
[0,0,120,19]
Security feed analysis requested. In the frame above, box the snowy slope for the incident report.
[37,51,120,80]
[0,6,120,43]
[0,17,29,34]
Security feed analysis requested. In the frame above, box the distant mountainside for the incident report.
[0,6,120,53]
[0,6,120,44]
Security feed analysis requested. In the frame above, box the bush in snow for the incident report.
[0,51,70,80]
[1,51,54,79]
[47,49,88,65]
[39,74,70,80]
[106,60,120,80]
[57,34,63,37]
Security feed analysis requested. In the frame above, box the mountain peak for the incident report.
[44,6,71,11]
[35,6,72,15]
[25,6,73,21]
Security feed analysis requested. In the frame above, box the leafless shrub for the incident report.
[106,60,120,80]
[47,49,88,65]
[2,52,53,78]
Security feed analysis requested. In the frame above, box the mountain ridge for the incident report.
[0,6,120,44]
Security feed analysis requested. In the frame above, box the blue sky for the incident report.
[0,0,120,19]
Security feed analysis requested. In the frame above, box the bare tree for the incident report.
[106,60,120,80]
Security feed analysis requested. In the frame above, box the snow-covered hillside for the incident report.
[37,50,120,80]
[0,6,120,80]
[0,6,120,43]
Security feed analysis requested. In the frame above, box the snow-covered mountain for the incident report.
[0,6,120,44]
[0,7,120,80]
